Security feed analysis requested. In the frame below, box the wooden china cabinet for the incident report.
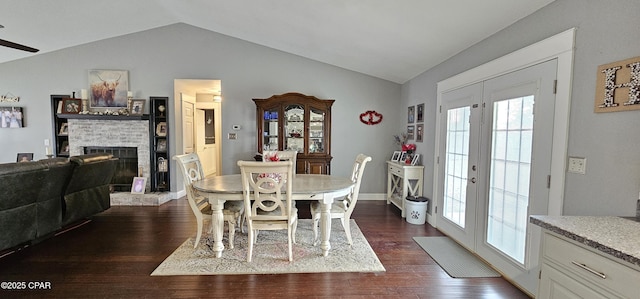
[253,92,334,174]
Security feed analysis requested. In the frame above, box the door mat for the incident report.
[413,236,501,278]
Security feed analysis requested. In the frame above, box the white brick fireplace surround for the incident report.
[67,119,171,205]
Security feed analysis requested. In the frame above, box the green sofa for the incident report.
[0,153,117,253]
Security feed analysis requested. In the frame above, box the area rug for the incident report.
[413,236,501,278]
[151,219,385,275]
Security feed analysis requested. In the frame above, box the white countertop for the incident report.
[530,215,640,268]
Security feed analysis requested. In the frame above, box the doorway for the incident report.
[174,79,222,179]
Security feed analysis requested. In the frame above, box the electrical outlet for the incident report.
[567,157,586,174]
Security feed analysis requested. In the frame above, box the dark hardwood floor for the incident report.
[0,199,530,298]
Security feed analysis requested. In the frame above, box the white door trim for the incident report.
[433,28,575,227]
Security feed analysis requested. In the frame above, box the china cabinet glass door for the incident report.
[308,108,325,154]
[284,104,304,152]
[262,107,279,151]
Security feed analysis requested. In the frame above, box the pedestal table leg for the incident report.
[320,202,331,257]
[209,198,226,258]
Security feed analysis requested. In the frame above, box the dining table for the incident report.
[192,173,355,258]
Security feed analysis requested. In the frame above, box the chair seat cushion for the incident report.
[310,201,347,214]
[200,200,244,215]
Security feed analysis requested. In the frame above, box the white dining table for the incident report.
[192,174,355,258]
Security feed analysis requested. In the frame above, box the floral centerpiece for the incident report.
[402,143,416,164]
[394,133,416,164]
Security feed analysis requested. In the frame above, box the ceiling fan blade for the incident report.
[0,39,39,53]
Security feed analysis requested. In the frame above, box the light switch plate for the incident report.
[567,157,586,174]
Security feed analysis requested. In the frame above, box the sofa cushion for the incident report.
[62,153,117,226]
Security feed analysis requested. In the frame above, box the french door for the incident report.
[436,59,557,292]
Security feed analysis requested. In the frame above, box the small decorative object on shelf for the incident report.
[158,104,165,117]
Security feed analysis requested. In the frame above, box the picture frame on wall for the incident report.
[407,105,415,123]
[130,99,145,115]
[407,125,415,140]
[416,124,424,142]
[88,69,129,109]
[417,103,424,122]
[0,107,24,128]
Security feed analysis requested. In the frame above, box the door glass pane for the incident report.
[443,107,470,228]
[487,95,534,264]
[308,108,325,153]
[284,105,304,152]
[262,108,279,151]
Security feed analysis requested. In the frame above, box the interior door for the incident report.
[196,109,217,176]
[181,93,195,154]
[436,60,557,294]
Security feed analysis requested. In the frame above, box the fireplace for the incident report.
[85,146,138,192]
[67,118,151,192]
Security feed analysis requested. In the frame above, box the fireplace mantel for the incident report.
[57,114,149,121]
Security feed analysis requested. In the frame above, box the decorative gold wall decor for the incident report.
[595,56,640,113]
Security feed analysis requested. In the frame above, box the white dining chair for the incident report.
[310,154,372,246]
[174,153,244,249]
[238,160,297,262]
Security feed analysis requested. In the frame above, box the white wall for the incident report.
[401,0,640,216]
[0,23,400,194]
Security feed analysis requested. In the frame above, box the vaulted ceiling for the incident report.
[0,0,555,84]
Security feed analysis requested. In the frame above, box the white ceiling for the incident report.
[0,0,554,84]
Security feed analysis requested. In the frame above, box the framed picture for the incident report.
[399,151,407,162]
[417,103,424,122]
[130,99,145,115]
[60,141,69,154]
[156,122,167,137]
[416,124,424,142]
[407,125,415,140]
[0,107,24,128]
[407,105,415,123]
[61,98,82,114]
[411,154,421,166]
[89,69,129,108]
[156,139,167,152]
[59,123,68,135]
[131,177,147,194]
[17,153,33,162]
[391,151,402,162]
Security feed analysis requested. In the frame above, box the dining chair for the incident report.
[263,150,298,174]
[173,153,244,249]
[238,160,297,262]
[310,154,372,246]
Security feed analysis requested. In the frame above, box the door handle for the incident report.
[470,177,476,183]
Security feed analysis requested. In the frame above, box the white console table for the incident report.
[386,161,424,217]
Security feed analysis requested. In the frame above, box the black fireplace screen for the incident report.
[85,146,138,192]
